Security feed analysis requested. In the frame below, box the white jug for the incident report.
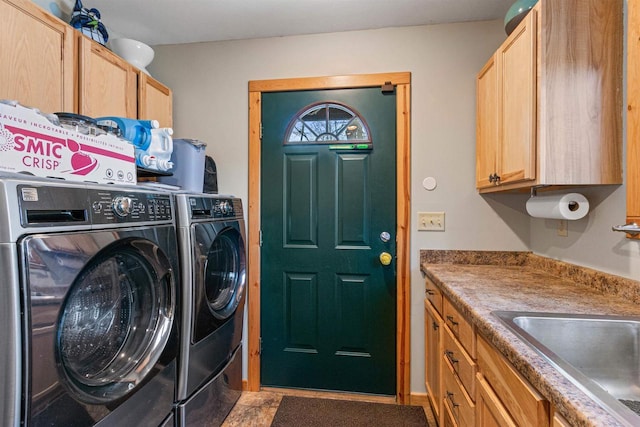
[136,127,174,172]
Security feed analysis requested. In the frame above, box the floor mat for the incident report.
[270,395,430,427]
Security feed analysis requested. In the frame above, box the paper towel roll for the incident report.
[525,193,589,220]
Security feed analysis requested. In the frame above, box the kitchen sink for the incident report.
[492,311,640,426]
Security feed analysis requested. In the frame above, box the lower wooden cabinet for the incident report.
[476,373,517,427]
[442,356,475,426]
[443,400,457,427]
[425,278,554,427]
[551,409,571,427]
[476,335,550,427]
[425,300,442,421]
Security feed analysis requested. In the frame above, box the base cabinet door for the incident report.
[477,335,549,427]
[477,373,517,427]
[425,300,442,421]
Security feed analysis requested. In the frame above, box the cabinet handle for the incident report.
[446,390,460,409]
[432,321,439,331]
[489,173,502,185]
[445,349,459,365]
[425,289,435,296]
[446,315,459,327]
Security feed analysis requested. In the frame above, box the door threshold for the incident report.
[260,386,397,405]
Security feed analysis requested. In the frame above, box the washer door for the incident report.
[203,225,246,320]
[54,237,175,403]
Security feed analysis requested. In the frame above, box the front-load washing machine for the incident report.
[0,174,180,427]
[174,194,246,426]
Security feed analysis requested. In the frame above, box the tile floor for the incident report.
[221,390,436,427]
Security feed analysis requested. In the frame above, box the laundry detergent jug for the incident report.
[136,127,174,172]
[96,116,174,172]
[96,116,156,149]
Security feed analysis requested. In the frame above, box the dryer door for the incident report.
[23,230,176,410]
[193,221,246,342]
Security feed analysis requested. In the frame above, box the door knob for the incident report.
[379,252,392,266]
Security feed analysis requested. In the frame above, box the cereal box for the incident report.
[0,102,136,185]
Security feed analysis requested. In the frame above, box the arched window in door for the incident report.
[284,102,372,147]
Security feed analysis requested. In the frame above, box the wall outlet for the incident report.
[557,219,568,237]
[418,212,445,231]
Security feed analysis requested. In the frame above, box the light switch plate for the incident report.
[418,212,445,231]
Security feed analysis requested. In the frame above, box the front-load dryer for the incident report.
[0,175,179,427]
[174,194,246,426]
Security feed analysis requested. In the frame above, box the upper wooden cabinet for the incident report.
[78,36,137,119]
[626,0,640,227]
[1,0,172,126]
[476,55,498,189]
[0,0,75,113]
[476,0,623,193]
[138,73,173,128]
[79,36,173,127]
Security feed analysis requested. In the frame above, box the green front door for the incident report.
[260,87,396,395]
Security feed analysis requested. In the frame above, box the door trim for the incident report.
[247,72,411,403]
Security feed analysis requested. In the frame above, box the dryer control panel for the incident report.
[91,190,173,224]
[189,197,240,220]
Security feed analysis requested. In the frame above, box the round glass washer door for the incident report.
[204,227,246,320]
[56,238,174,404]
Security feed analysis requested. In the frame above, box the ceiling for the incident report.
[82,0,514,46]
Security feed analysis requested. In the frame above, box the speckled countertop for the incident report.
[420,250,640,427]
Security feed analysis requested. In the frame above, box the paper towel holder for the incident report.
[525,190,589,220]
[530,185,550,198]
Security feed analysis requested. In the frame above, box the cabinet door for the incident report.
[0,0,75,113]
[425,301,442,421]
[477,374,517,427]
[498,9,537,186]
[138,73,173,128]
[627,0,640,225]
[476,55,499,189]
[78,36,136,118]
[551,410,571,427]
[477,335,549,427]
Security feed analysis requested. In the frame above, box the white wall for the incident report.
[148,20,536,394]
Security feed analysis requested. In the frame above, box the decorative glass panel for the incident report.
[284,102,372,147]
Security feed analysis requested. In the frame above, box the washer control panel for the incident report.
[91,190,173,224]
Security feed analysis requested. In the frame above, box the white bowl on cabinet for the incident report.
[109,38,155,75]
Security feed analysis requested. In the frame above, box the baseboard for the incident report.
[259,387,397,405]
[241,384,429,408]
[410,392,428,407]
